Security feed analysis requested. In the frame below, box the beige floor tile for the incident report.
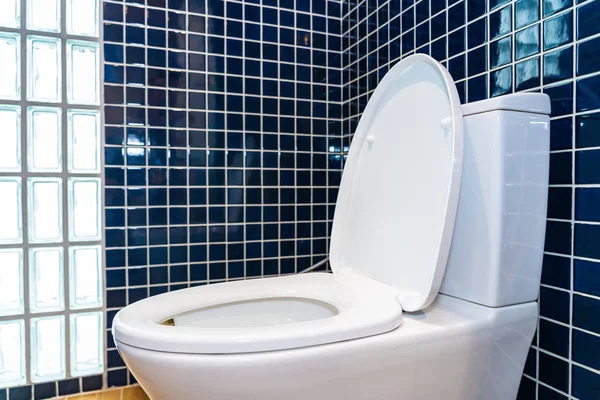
[123,386,150,400]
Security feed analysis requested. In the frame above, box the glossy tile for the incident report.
[515,56,540,90]
[577,0,600,40]
[543,46,573,84]
[578,36,600,76]
[572,365,600,400]
[573,293,600,334]
[490,36,512,68]
[490,5,512,39]
[515,24,540,60]
[538,351,569,393]
[539,319,569,358]
[543,11,572,50]
[541,254,571,289]
[516,0,539,29]
[490,66,512,96]
[576,112,600,148]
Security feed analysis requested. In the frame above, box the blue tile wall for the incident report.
[341,0,600,398]
[102,0,343,389]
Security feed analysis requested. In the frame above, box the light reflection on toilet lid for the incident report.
[329,54,464,312]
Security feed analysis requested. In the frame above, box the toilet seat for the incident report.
[113,54,464,357]
[113,272,403,354]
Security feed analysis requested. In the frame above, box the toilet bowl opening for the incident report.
[161,297,339,329]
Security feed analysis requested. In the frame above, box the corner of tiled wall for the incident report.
[340,0,600,398]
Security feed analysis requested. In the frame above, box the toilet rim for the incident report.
[112,273,403,355]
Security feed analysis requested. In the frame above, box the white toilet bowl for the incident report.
[113,55,550,400]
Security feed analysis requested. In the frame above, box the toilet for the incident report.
[112,54,550,400]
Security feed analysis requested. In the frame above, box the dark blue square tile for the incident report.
[574,259,600,297]
[515,24,540,60]
[575,223,600,260]
[542,254,571,289]
[540,286,570,323]
[539,319,569,358]
[490,5,512,39]
[544,11,572,51]
[516,0,539,29]
[572,365,600,400]
[9,386,31,400]
[539,352,569,393]
[574,293,600,334]
[577,0,600,40]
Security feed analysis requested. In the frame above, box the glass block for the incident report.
[0,0,20,28]
[67,0,98,37]
[68,110,101,173]
[0,33,20,100]
[30,315,65,382]
[0,250,23,317]
[27,107,62,172]
[27,178,63,244]
[27,36,61,102]
[0,320,25,388]
[0,105,21,172]
[0,178,23,244]
[27,0,60,32]
[69,245,102,309]
[67,41,100,105]
[70,312,103,376]
[68,178,101,241]
[29,247,64,313]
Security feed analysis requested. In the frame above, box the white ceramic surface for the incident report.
[117,294,538,400]
[113,272,402,354]
[441,93,551,307]
[330,54,464,312]
[112,56,551,400]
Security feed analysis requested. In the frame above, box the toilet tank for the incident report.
[440,93,551,308]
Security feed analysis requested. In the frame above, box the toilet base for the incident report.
[116,295,537,400]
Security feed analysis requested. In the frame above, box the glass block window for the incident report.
[0,0,103,388]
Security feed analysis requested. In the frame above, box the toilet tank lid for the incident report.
[329,54,464,312]
[462,93,551,116]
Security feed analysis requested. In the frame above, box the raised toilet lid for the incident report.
[330,54,464,312]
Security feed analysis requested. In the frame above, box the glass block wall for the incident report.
[102,0,343,390]
[341,0,600,398]
[0,0,104,398]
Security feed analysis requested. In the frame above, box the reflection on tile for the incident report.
[577,37,600,76]
[490,66,512,97]
[544,46,573,84]
[490,5,512,39]
[489,0,510,10]
[544,0,572,17]
[490,36,512,68]
[515,24,540,60]
[577,112,600,149]
[515,0,539,29]
[543,11,572,50]
[515,57,540,90]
